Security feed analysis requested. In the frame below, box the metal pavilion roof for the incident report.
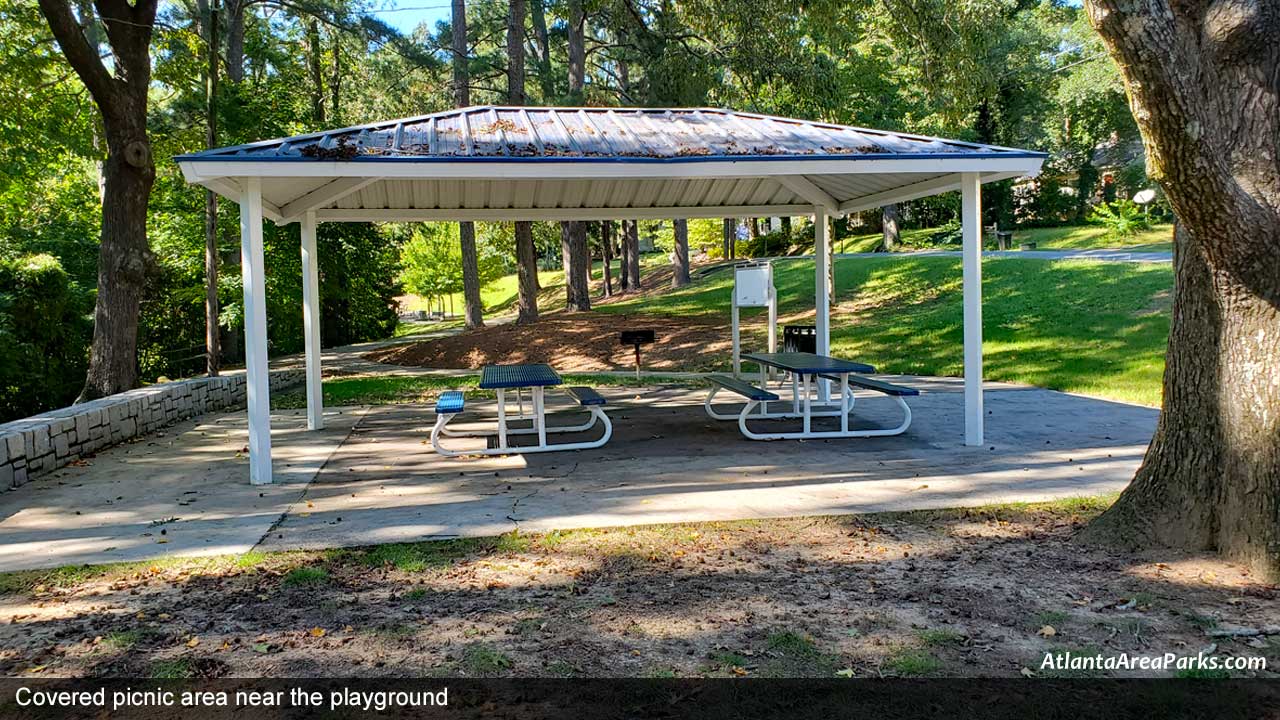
[178,106,1042,163]
[176,106,1046,225]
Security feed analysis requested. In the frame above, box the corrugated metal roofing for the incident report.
[178,106,1044,163]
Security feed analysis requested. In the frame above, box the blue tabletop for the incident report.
[480,363,563,389]
[742,352,875,374]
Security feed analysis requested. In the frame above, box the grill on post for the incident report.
[620,330,655,380]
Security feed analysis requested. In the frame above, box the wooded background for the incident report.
[1,0,1145,422]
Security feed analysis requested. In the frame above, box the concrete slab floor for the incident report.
[0,407,363,572]
[0,379,1158,571]
[261,382,1158,553]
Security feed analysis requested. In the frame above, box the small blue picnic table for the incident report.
[431,363,612,455]
[705,351,918,440]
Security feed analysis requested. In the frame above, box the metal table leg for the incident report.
[497,388,509,450]
[533,385,547,449]
[840,373,850,433]
[802,373,812,435]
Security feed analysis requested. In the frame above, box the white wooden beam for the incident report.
[239,177,273,484]
[300,211,324,431]
[279,177,381,221]
[961,172,984,447]
[774,175,839,212]
[314,204,817,223]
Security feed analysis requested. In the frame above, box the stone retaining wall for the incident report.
[0,369,305,490]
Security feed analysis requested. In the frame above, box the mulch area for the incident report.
[2,504,1277,679]
[367,313,747,373]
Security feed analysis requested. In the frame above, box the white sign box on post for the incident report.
[731,262,777,377]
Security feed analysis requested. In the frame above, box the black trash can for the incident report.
[783,325,817,354]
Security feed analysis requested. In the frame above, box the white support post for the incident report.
[239,177,273,484]
[813,208,831,401]
[300,211,324,431]
[961,172,984,446]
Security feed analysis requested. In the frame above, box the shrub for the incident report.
[0,254,93,421]
[1089,199,1151,239]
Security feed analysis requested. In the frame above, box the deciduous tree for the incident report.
[1079,0,1280,578]
[37,0,158,400]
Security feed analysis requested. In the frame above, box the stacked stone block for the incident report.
[0,369,305,490]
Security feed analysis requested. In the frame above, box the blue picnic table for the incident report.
[705,351,918,440]
[431,363,612,455]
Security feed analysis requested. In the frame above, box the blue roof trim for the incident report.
[175,150,1048,164]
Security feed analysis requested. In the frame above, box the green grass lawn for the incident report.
[831,222,1173,255]
[272,372,697,409]
[599,256,1170,406]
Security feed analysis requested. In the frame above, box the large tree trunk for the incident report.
[528,0,554,101]
[557,0,589,310]
[305,17,324,123]
[452,0,484,329]
[624,220,640,290]
[508,0,538,324]
[566,0,585,104]
[601,221,613,297]
[672,219,690,287]
[201,0,220,377]
[618,223,630,291]
[880,204,900,252]
[1080,0,1280,577]
[223,0,245,82]
[39,0,157,401]
[562,222,591,310]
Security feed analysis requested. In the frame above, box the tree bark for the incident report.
[566,0,585,104]
[672,218,690,287]
[601,221,613,297]
[508,0,538,324]
[39,0,157,401]
[556,0,589,310]
[624,220,640,290]
[618,223,630,291]
[528,0,554,100]
[880,204,900,252]
[562,221,591,310]
[452,0,484,329]
[202,0,220,376]
[1080,0,1280,577]
[722,219,734,259]
[305,17,324,123]
[223,0,245,82]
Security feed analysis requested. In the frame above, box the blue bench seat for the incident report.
[818,374,919,397]
[435,390,465,414]
[707,374,779,402]
[565,386,607,406]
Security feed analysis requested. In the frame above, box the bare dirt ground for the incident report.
[368,313,743,372]
[2,502,1277,679]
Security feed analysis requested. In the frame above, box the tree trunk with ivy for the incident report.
[1080,0,1280,578]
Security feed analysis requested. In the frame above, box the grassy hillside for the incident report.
[830,222,1173,255]
[599,256,1170,406]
